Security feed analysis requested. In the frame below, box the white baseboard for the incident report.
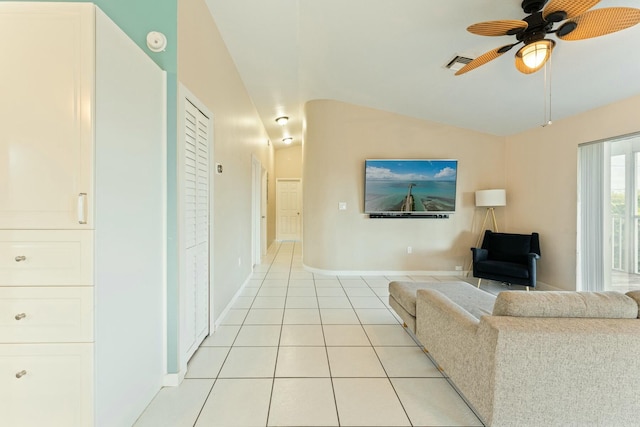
[303,264,562,291]
[163,368,186,387]
[214,274,252,329]
[303,264,467,277]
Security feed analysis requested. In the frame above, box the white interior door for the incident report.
[180,98,211,365]
[251,157,262,267]
[261,168,268,256]
[276,179,302,241]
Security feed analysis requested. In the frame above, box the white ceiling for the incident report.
[205,0,640,149]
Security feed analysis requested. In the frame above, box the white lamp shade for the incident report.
[475,189,506,207]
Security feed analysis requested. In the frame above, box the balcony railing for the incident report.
[612,214,625,271]
[611,213,640,274]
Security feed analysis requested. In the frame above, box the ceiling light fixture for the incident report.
[515,39,555,74]
[275,116,289,126]
[282,137,293,145]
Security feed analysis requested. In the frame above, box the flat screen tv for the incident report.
[364,159,458,216]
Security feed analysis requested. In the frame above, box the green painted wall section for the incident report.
[14,0,177,71]
[15,1,180,373]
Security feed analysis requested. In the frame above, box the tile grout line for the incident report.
[264,240,289,427]
[194,244,282,426]
[184,243,484,427]
[317,269,342,427]
[188,248,286,427]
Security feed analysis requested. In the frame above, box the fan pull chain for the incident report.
[543,57,552,127]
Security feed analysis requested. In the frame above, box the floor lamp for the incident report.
[467,189,507,277]
[474,189,507,248]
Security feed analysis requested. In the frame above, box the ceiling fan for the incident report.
[456,0,640,75]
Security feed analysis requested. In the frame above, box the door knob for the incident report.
[15,255,26,262]
[15,313,26,321]
[15,370,27,379]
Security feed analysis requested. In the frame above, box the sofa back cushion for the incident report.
[482,231,532,264]
[625,291,640,318]
[492,291,638,319]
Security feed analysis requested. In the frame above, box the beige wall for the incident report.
[505,94,640,291]
[178,0,275,318]
[303,99,506,272]
[275,145,303,178]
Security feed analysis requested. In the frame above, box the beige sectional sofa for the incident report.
[389,281,640,427]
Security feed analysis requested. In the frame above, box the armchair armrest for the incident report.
[527,252,539,287]
[471,247,488,263]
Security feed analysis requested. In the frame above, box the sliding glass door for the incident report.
[579,132,640,292]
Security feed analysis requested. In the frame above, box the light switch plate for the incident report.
[338,202,347,210]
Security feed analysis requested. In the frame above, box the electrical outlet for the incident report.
[455,265,463,271]
[407,246,412,254]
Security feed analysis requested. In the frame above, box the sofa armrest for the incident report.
[415,289,495,426]
[416,289,480,336]
[479,316,640,426]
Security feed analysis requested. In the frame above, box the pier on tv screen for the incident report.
[364,159,458,214]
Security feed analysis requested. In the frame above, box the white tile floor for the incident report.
[134,242,484,427]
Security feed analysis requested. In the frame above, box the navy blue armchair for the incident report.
[471,230,541,290]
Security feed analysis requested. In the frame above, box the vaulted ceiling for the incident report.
[205,0,640,149]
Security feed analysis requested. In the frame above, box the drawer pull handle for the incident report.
[15,313,26,321]
[15,255,26,262]
[78,193,88,224]
[15,370,27,379]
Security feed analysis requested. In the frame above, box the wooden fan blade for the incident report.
[467,20,527,36]
[455,46,510,76]
[558,7,640,41]
[543,0,600,20]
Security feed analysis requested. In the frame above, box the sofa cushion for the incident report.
[625,291,640,318]
[492,291,638,318]
[389,281,495,321]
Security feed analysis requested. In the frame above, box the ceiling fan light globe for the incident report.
[521,42,548,68]
[516,39,555,72]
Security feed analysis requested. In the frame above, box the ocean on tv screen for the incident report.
[364,159,457,213]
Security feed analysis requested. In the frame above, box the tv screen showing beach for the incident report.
[364,159,458,213]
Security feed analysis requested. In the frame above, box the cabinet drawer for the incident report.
[0,343,93,427]
[0,230,93,286]
[0,287,93,343]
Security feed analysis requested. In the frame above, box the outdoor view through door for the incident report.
[579,132,640,292]
[609,135,640,291]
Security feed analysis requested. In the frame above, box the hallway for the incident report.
[135,242,483,426]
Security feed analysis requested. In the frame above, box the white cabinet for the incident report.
[0,344,93,426]
[0,3,166,427]
[0,4,93,230]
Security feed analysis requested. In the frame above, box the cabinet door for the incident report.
[0,343,93,427]
[0,3,94,229]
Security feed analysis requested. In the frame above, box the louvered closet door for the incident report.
[182,100,210,361]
